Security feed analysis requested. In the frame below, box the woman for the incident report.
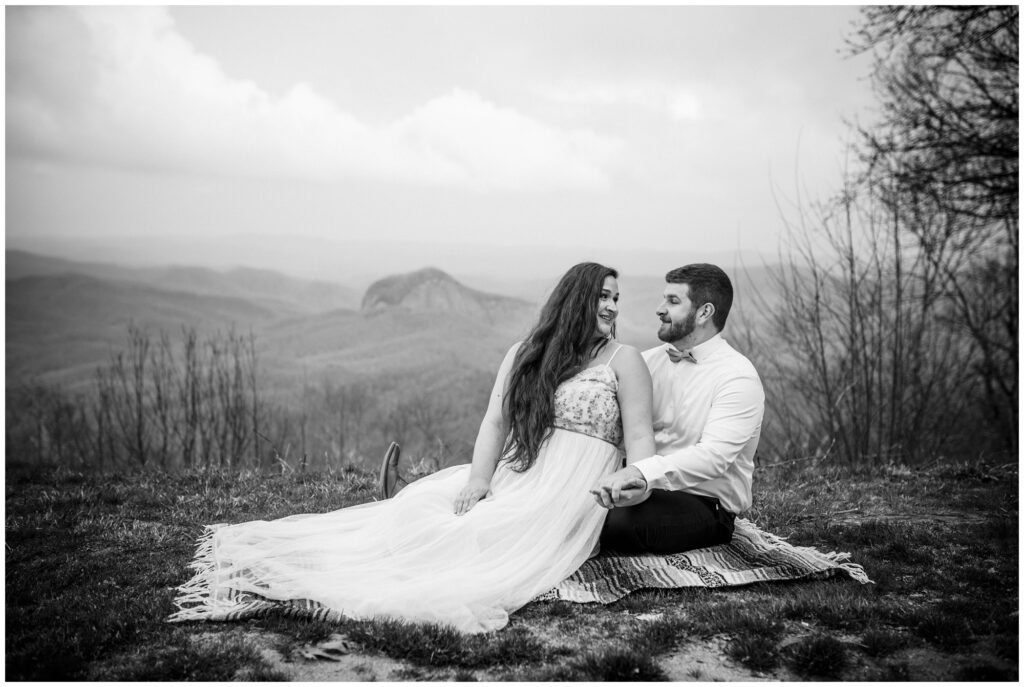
[170,262,655,633]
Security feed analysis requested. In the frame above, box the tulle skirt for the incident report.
[170,429,620,633]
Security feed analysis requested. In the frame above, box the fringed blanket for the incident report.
[169,518,870,624]
[543,517,871,604]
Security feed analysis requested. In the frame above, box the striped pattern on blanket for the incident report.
[543,517,872,604]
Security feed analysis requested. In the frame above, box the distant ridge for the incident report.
[5,249,359,313]
[361,267,530,324]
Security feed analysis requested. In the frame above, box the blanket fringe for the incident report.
[833,560,872,584]
[167,524,226,622]
[809,548,873,584]
[741,518,873,584]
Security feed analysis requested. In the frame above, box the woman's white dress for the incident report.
[170,362,624,634]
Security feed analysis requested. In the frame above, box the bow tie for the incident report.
[666,346,697,364]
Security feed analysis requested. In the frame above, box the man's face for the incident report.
[656,282,698,344]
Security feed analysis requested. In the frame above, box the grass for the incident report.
[784,634,848,678]
[5,457,1018,681]
[727,633,781,671]
[860,627,908,657]
[559,650,669,681]
[339,618,547,668]
[90,632,290,681]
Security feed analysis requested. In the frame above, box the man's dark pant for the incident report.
[600,490,736,555]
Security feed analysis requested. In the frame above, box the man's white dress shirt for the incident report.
[630,334,765,515]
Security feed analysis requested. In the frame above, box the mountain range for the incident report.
[6,250,536,393]
[6,250,361,314]
[6,233,771,287]
[6,249,779,395]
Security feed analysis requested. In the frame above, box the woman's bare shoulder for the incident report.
[497,340,525,370]
[612,342,645,361]
[609,343,648,374]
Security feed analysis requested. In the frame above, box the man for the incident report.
[590,263,764,554]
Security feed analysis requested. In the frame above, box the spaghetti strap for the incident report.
[605,343,624,366]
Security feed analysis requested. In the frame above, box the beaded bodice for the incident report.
[552,364,623,446]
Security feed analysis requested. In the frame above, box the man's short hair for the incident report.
[665,263,733,331]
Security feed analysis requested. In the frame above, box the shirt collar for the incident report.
[667,333,726,364]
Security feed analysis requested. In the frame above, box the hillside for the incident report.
[5,250,360,313]
[6,273,292,385]
[260,269,536,389]
[5,258,536,391]
[8,461,1017,680]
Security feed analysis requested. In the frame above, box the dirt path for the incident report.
[238,629,773,681]
[228,631,412,681]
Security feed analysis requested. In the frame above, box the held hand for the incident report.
[608,482,650,508]
[590,466,648,509]
[454,479,490,516]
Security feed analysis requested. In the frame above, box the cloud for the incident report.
[389,89,620,191]
[539,82,707,122]
[6,6,620,191]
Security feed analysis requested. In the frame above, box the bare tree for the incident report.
[93,372,116,468]
[173,327,201,468]
[748,176,981,465]
[149,331,175,468]
[244,330,263,469]
[408,387,456,464]
[853,5,1018,452]
[108,324,152,466]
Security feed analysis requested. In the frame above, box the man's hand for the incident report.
[454,478,490,516]
[590,466,648,509]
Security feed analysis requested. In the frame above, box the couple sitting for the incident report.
[171,262,764,634]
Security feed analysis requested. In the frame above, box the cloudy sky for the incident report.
[7,5,877,273]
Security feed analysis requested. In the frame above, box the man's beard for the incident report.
[657,309,696,343]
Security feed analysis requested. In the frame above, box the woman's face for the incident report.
[595,276,619,337]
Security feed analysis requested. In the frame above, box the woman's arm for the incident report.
[588,345,655,508]
[611,345,656,464]
[453,341,521,515]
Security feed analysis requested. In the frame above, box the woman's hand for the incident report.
[454,479,491,516]
[590,465,649,508]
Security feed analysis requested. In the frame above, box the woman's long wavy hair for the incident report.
[501,262,618,472]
